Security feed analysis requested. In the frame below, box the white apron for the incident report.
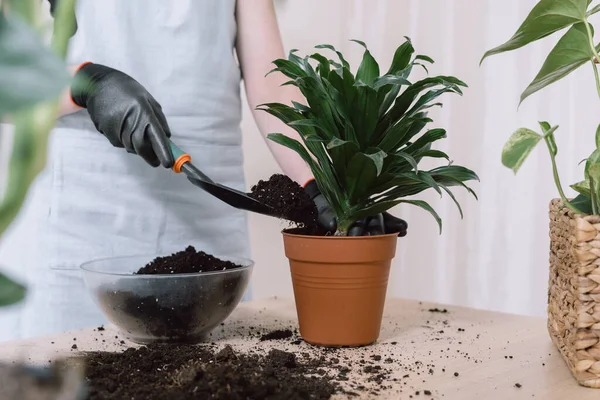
[0,0,252,341]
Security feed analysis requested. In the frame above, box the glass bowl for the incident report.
[80,254,253,344]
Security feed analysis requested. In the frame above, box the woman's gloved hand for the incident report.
[303,180,408,237]
[71,63,174,168]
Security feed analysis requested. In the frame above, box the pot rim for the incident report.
[281,231,399,240]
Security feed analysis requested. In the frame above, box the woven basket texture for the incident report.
[549,199,600,388]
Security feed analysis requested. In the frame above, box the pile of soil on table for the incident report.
[249,174,320,233]
[97,247,247,342]
[78,343,337,400]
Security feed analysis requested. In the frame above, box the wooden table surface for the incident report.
[0,297,596,400]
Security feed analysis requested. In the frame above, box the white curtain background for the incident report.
[0,0,595,339]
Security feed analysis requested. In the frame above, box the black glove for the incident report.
[47,0,78,37]
[71,63,174,168]
[304,180,337,233]
[303,180,408,237]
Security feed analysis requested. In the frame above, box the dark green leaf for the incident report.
[351,85,380,148]
[372,75,411,90]
[386,38,415,75]
[431,174,479,200]
[439,183,464,218]
[315,44,351,69]
[400,200,443,233]
[355,47,380,86]
[501,128,543,173]
[415,149,450,161]
[350,39,368,49]
[345,152,381,203]
[0,272,26,306]
[292,101,310,113]
[268,133,343,214]
[0,13,72,117]
[414,63,430,74]
[429,165,481,183]
[377,77,466,138]
[480,0,588,63]
[520,23,597,104]
[378,64,414,116]
[378,114,432,153]
[267,134,315,168]
[596,123,600,149]
[309,53,331,78]
[326,138,360,178]
[353,200,406,219]
[269,59,306,79]
[393,151,419,172]
[415,55,435,64]
[409,171,442,195]
[571,193,593,214]
[288,119,334,140]
[403,128,447,155]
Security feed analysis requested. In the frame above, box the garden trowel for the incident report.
[168,140,277,217]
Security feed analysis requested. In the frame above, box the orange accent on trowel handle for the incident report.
[168,140,191,173]
[173,153,192,173]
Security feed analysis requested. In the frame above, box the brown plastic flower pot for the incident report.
[282,231,398,347]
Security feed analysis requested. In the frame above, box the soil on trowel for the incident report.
[249,174,320,232]
[136,245,242,275]
[97,247,246,342]
[78,343,337,400]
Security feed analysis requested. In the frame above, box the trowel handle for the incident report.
[168,140,191,173]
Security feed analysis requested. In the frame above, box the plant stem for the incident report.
[544,135,584,215]
[0,1,76,235]
[585,20,600,101]
[591,177,599,215]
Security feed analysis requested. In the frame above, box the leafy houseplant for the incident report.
[481,0,600,388]
[259,38,478,346]
[259,39,479,235]
[0,0,86,397]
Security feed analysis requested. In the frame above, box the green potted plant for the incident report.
[481,0,600,388]
[259,38,479,347]
[0,0,87,398]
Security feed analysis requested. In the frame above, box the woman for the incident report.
[0,0,406,341]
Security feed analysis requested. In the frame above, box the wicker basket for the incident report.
[549,199,600,388]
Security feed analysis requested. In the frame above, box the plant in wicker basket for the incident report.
[481,0,600,388]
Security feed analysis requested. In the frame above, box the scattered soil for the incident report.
[260,329,294,341]
[135,245,242,275]
[248,174,319,231]
[77,344,337,400]
[428,308,448,314]
[49,299,505,399]
[97,247,247,342]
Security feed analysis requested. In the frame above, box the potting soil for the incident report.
[248,174,319,231]
[135,245,242,275]
[97,247,247,342]
[80,343,337,400]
